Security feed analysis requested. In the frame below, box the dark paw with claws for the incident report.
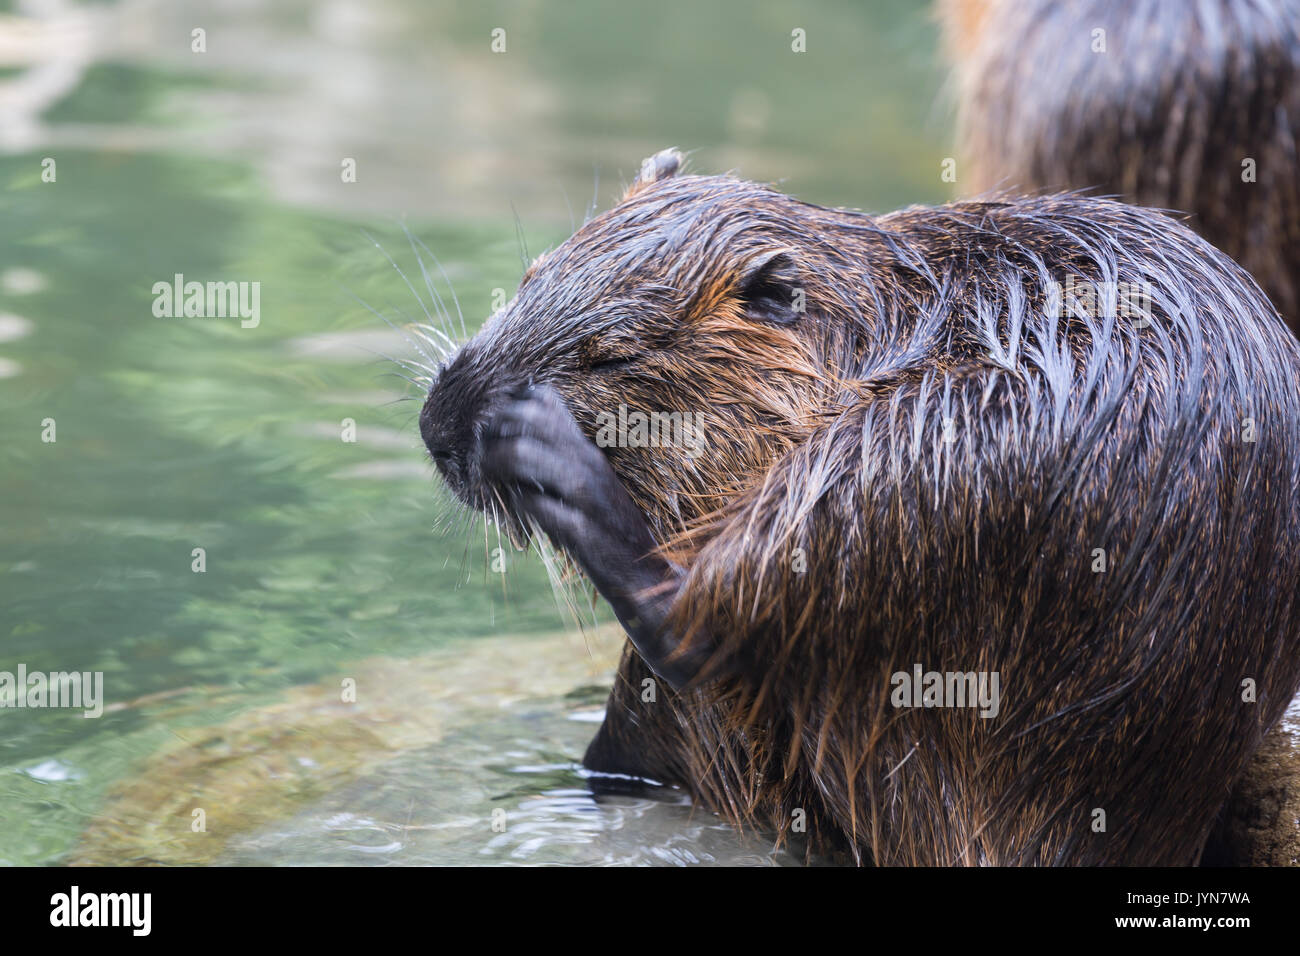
[480,384,708,689]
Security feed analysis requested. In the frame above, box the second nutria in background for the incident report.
[940,0,1300,333]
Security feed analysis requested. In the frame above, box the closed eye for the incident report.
[587,354,639,373]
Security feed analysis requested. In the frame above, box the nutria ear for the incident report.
[625,148,683,198]
[739,249,803,325]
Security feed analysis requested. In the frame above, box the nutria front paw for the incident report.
[480,384,652,562]
[480,384,706,689]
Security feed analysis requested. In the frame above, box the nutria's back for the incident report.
[422,157,1300,864]
[942,0,1300,330]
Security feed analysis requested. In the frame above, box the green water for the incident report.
[0,0,949,865]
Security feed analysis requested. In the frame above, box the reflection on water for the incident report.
[0,0,949,865]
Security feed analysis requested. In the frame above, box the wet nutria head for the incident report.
[422,149,895,542]
[940,0,1300,329]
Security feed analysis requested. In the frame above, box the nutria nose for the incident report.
[419,351,487,490]
[418,393,449,461]
[419,385,463,482]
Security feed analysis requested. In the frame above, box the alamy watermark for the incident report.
[152,273,260,328]
[50,886,150,935]
[0,665,104,718]
[1046,274,1154,327]
[891,663,1000,718]
[594,404,706,460]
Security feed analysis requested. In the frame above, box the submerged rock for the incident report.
[72,626,623,866]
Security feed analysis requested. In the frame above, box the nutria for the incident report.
[418,149,1300,865]
[940,0,1300,333]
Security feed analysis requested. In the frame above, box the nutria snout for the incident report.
[421,149,1300,866]
[417,354,519,515]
